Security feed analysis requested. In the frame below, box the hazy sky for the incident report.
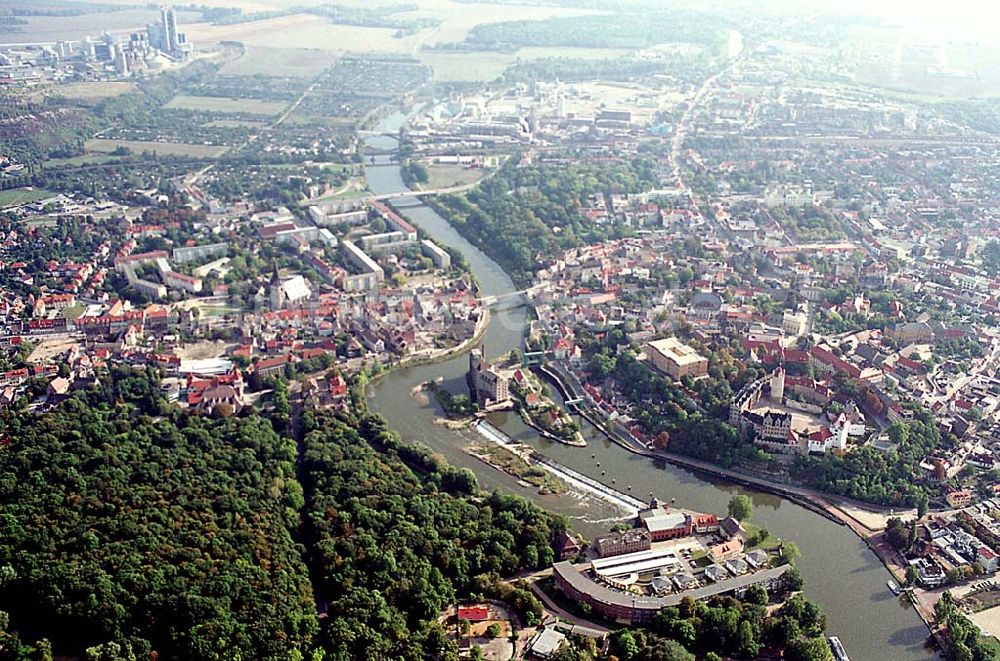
[807,0,1000,41]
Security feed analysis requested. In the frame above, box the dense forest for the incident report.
[453,10,727,51]
[0,369,319,659]
[300,408,559,660]
[0,364,833,659]
[429,156,657,287]
[0,367,565,660]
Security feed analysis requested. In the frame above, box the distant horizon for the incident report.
[749,0,1000,42]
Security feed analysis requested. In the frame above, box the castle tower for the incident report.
[770,366,785,402]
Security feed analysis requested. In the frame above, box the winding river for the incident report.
[363,113,935,660]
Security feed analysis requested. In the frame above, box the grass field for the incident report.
[422,164,484,189]
[166,95,289,116]
[184,13,410,53]
[45,154,126,168]
[62,305,87,320]
[85,139,228,159]
[418,46,630,83]
[54,82,136,101]
[283,111,356,127]
[418,51,515,82]
[0,188,58,208]
[204,119,269,128]
[310,184,372,203]
[220,46,340,77]
[743,522,782,551]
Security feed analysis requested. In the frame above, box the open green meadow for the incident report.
[166,95,289,116]
[85,139,228,159]
[220,47,340,77]
[0,188,58,208]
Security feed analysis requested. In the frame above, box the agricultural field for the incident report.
[398,1,602,47]
[52,82,136,101]
[183,13,412,53]
[166,94,289,116]
[219,46,339,77]
[12,8,201,43]
[0,188,58,209]
[85,139,229,159]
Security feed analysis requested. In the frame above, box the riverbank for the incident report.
[555,376,942,648]
[403,308,491,370]
[366,307,491,391]
[361,111,936,660]
[519,408,587,447]
[536,358,899,532]
[465,441,567,496]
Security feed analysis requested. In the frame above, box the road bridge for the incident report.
[477,284,546,310]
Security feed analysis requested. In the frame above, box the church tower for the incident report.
[269,264,283,310]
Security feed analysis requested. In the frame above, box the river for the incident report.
[363,113,935,660]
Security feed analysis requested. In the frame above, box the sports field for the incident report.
[0,188,58,208]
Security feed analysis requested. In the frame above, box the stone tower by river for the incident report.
[468,344,509,408]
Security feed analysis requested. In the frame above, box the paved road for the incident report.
[521,569,612,634]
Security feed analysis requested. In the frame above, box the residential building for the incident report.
[643,337,708,380]
[593,529,652,558]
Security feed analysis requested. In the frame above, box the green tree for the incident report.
[779,541,801,566]
[784,567,803,592]
[611,630,639,661]
[786,636,834,661]
[916,494,929,519]
[660,639,695,661]
[737,619,760,659]
[728,494,753,522]
[744,584,768,606]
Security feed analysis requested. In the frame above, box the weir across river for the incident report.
[362,111,935,660]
